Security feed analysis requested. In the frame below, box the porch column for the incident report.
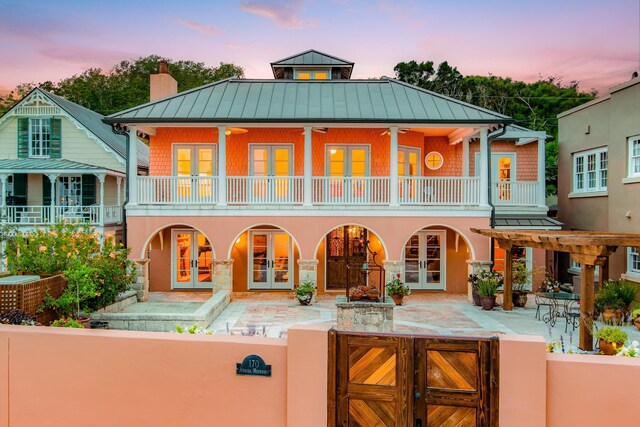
[97,174,105,226]
[133,258,150,302]
[0,174,7,208]
[462,139,470,176]
[479,128,489,206]
[303,126,313,206]
[537,137,546,207]
[46,173,59,223]
[467,260,492,303]
[213,259,234,293]
[389,127,399,206]
[503,246,514,311]
[217,126,227,206]
[298,259,319,301]
[116,176,122,207]
[128,126,138,205]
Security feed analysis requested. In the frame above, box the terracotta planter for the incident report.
[602,308,623,325]
[367,292,380,302]
[599,339,624,356]
[480,296,496,311]
[350,292,364,301]
[77,317,91,329]
[513,292,528,308]
[472,288,481,306]
[391,294,404,306]
[633,317,640,332]
[296,294,313,305]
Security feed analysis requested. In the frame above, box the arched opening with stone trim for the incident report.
[229,224,301,292]
[315,224,387,294]
[401,225,473,293]
[143,224,216,292]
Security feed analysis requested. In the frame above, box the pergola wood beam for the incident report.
[580,264,595,350]
[503,248,514,311]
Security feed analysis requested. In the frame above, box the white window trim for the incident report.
[399,145,422,176]
[624,247,640,280]
[474,152,517,181]
[628,135,640,179]
[171,143,218,176]
[29,117,52,158]
[248,144,295,176]
[325,144,371,177]
[572,147,607,194]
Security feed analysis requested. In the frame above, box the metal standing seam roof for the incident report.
[494,215,563,229]
[270,49,354,66]
[41,90,150,169]
[104,78,513,125]
[0,158,121,174]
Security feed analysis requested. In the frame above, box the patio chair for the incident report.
[565,301,580,333]
[534,294,553,321]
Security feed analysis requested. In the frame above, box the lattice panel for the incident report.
[349,399,395,427]
[427,405,476,426]
[349,346,396,386]
[427,350,477,391]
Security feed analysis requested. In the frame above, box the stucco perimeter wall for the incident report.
[0,325,330,427]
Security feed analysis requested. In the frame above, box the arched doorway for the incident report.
[317,224,386,292]
[145,225,215,291]
[402,226,472,292]
[230,225,300,291]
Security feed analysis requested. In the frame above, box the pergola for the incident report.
[471,228,640,351]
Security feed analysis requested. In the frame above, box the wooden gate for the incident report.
[328,331,499,426]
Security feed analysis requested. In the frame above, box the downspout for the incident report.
[110,124,129,247]
[487,124,510,267]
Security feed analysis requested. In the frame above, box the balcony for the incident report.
[135,176,544,208]
[1,205,122,226]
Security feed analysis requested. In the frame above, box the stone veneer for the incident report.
[213,259,234,292]
[335,295,394,333]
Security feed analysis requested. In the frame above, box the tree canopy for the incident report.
[0,55,244,116]
[394,60,597,196]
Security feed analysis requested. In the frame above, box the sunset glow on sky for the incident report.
[1,0,638,95]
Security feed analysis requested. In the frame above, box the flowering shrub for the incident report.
[386,273,411,296]
[616,340,640,357]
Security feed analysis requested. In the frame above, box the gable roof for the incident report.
[42,90,149,169]
[105,78,512,125]
[271,49,353,67]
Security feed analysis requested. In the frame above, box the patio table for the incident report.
[534,292,580,327]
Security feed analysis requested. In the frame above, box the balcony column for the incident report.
[537,137,546,207]
[218,126,227,206]
[303,126,313,206]
[389,127,399,206]
[116,176,122,207]
[46,173,58,223]
[462,139,470,176]
[97,173,105,226]
[479,128,489,206]
[128,126,138,205]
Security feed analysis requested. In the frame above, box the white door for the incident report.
[398,146,420,201]
[249,145,293,202]
[326,145,370,202]
[249,230,293,290]
[172,230,213,289]
[173,144,216,202]
[404,230,446,290]
[475,152,516,201]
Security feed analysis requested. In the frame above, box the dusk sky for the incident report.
[1,0,639,95]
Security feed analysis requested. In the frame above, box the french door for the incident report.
[398,146,420,200]
[404,230,446,290]
[476,152,516,201]
[171,230,213,289]
[173,144,216,201]
[249,145,293,202]
[249,230,293,289]
[326,145,369,202]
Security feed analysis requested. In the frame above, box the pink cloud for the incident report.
[38,45,136,70]
[175,19,223,36]
[225,43,252,50]
[239,0,315,29]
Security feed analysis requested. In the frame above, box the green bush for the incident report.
[594,282,625,311]
[51,317,85,328]
[595,326,628,344]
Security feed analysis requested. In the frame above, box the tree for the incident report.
[394,61,596,195]
[1,56,245,116]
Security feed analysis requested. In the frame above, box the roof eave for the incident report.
[102,117,514,126]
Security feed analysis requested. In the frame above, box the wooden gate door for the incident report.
[329,331,499,427]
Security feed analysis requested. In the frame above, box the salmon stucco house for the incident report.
[0,88,149,242]
[103,50,557,297]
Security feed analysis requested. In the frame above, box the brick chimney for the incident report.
[150,60,177,101]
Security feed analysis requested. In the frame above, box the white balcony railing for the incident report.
[313,177,390,205]
[138,176,217,205]
[491,181,540,206]
[135,176,543,207]
[399,177,481,205]
[2,205,121,226]
[227,176,304,205]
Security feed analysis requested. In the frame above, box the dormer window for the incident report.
[30,118,51,157]
[294,69,330,80]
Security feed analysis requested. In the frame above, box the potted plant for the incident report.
[478,276,499,310]
[349,286,364,301]
[595,281,626,325]
[366,286,380,301]
[386,273,411,305]
[614,279,638,321]
[595,326,628,355]
[632,304,640,331]
[293,281,315,305]
[469,270,503,307]
[512,259,530,308]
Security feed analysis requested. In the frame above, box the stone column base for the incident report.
[335,296,394,332]
[133,258,150,302]
[467,260,492,303]
[213,259,234,293]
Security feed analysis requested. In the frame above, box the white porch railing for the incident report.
[227,176,304,205]
[138,176,218,204]
[312,177,390,205]
[399,177,481,205]
[2,205,120,225]
[491,181,540,206]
